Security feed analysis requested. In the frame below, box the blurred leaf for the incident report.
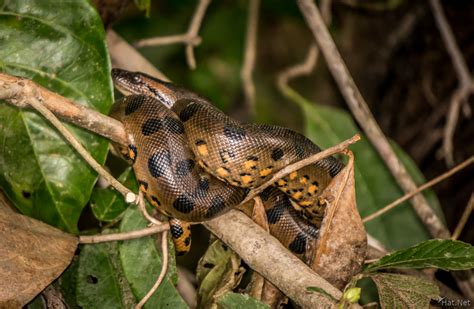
[369,273,439,309]
[0,205,78,307]
[134,0,151,16]
[0,0,112,232]
[217,292,269,309]
[119,207,186,309]
[299,101,443,249]
[77,240,136,308]
[197,240,245,308]
[91,167,137,222]
[366,239,474,272]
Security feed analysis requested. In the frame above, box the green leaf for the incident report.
[0,0,113,232]
[119,207,187,309]
[298,99,443,249]
[77,241,136,308]
[91,167,137,222]
[366,239,474,272]
[197,240,245,308]
[217,292,269,309]
[369,273,439,309]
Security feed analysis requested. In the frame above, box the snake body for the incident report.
[111,69,344,257]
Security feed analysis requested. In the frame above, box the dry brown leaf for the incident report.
[0,205,78,307]
[311,150,367,289]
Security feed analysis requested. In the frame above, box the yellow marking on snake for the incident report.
[216,167,230,178]
[299,176,308,185]
[241,175,253,185]
[243,160,257,170]
[300,200,313,206]
[197,144,209,156]
[291,192,303,200]
[277,179,287,186]
[289,171,298,180]
[259,167,273,177]
[308,185,318,194]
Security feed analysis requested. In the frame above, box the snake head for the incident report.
[112,68,177,108]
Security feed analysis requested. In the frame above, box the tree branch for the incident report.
[296,0,450,239]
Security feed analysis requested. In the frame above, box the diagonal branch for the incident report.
[429,0,474,166]
[296,0,450,240]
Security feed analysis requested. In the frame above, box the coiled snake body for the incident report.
[111,69,344,257]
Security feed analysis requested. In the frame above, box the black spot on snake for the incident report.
[195,139,206,146]
[148,150,172,178]
[184,236,191,246]
[246,155,259,161]
[266,206,284,224]
[162,116,184,134]
[151,195,161,206]
[260,187,273,201]
[288,233,307,254]
[294,139,307,159]
[223,123,246,141]
[125,96,144,115]
[271,148,284,161]
[141,118,162,136]
[170,224,184,239]
[179,103,200,122]
[196,177,210,197]
[206,195,226,217]
[173,194,195,213]
[176,159,195,177]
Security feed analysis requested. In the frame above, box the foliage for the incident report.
[0,0,470,308]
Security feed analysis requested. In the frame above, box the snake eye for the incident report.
[133,75,141,83]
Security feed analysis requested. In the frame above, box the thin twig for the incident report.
[363,156,474,223]
[452,194,474,240]
[24,90,137,203]
[79,224,170,244]
[429,0,474,166]
[296,0,450,239]
[241,0,260,115]
[240,134,361,205]
[136,230,169,309]
[134,0,211,70]
[137,190,163,226]
[276,0,331,87]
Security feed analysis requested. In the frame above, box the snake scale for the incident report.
[110,69,344,258]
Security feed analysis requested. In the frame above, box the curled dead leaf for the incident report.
[311,150,367,289]
[0,205,78,307]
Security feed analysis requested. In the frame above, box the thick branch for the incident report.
[296,0,450,239]
[205,210,344,308]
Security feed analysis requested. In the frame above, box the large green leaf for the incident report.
[119,207,187,309]
[0,0,113,232]
[91,167,137,222]
[369,273,439,309]
[77,240,136,308]
[300,101,443,249]
[366,239,474,272]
